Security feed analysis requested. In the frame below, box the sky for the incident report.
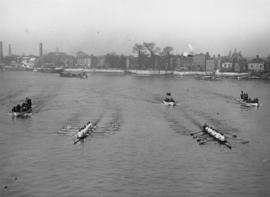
[0,0,270,57]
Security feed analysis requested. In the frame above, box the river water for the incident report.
[0,71,270,197]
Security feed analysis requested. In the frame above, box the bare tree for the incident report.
[162,46,173,70]
[132,43,145,69]
[143,42,160,69]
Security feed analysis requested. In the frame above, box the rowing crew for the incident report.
[240,91,259,104]
[203,124,225,142]
[11,97,32,113]
[191,124,232,149]
[76,121,95,139]
[164,92,175,103]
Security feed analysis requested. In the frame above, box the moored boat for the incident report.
[59,71,88,78]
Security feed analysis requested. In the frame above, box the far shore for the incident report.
[64,68,250,77]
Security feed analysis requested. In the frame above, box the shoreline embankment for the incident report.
[64,68,250,77]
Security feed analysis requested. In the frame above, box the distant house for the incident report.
[220,56,233,72]
[173,55,182,70]
[248,56,266,72]
[234,62,241,72]
[192,54,206,71]
[38,52,75,68]
[206,59,215,72]
[179,56,192,70]
[21,56,37,69]
[97,56,106,68]
[221,62,233,72]
[233,60,247,72]
[76,51,91,68]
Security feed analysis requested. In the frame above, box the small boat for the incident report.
[74,122,96,144]
[202,124,231,149]
[59,71,88,79]
[162,100,176,106]
[8,108,32,118]
[238,99,260,107]
[194,75,222,81]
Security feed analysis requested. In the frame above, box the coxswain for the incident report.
[26,97,32,109]
[22,103,27,111]
[255,98,259,104]
[165,92,174,102]
[12,106,16,112]
[16,104,21,112]
[240,91,244,99]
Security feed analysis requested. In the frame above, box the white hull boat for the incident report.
[162,100,176,106]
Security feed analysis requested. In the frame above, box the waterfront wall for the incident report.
[64,68,249,76]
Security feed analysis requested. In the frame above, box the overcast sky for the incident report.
[1,0,270,57]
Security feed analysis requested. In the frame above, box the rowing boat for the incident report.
[162,100,176,106]
[238,99,259,107]
[202,124,231,149]
[8,108,32,118]
[74,122,96,144]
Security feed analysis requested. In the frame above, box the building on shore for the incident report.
[76,51,92,68]
[37,52,75,68]
[179,55,192,70]
[192,54,206,71]
[221,57,233,72]
[206,59,216,72]
[248,55,266,72]
[97,56,106,68]
[8,44,11,56]
[39,43,43,57]
[0,41,3,59]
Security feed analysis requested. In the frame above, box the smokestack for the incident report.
[0,41,3,59]
[126,56,130,70]
[8,44,11,56]
[39,43,43,57]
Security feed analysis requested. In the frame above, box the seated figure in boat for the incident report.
[240,91,244,99]
[164,92,175,102]
[21,97,32,111]
[11,98,32,113]
[255,98,259,103]
[26,97,32,108]
[203,123,208,130]
[251,98,259,104]
[12,104,21,112]
[242,92,248,101]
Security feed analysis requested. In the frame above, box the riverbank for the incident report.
[65,68,251,77]
[3,67,269,79]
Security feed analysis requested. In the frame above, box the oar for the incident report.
[197,136,209,142]
[224,142,232,149]
[190,131,202,136]
[223,132,237,138]
[74,137,83,144]
[199,139,214,145]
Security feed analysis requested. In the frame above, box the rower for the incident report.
[165,92,174,102]
[26,97,32,109]
[12,106,16,112]
[255,98,259,104]
[16,104,21,112]
[240,91,244,99]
